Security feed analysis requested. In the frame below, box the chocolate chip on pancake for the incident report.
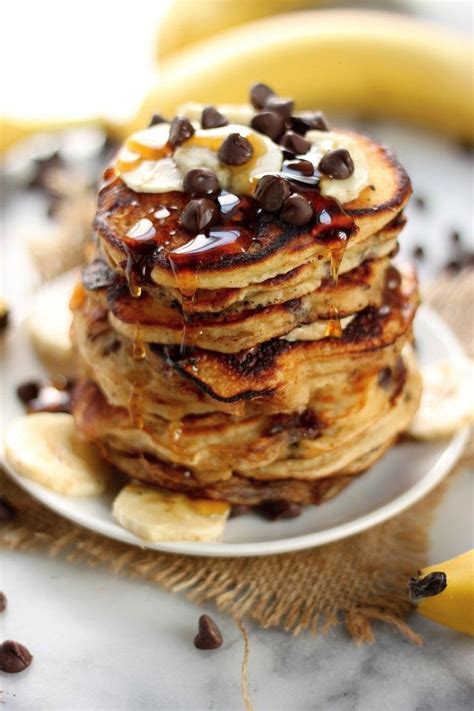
[148,113,167,127]
[265,96,294,119]
[218,133,253,165]
[290,112,329,134]
[318,148,354,179]
[201,106,228,129]
[179,199,219,233]
[250,111,286,141]
[280,131,311,155]
[82,259,117,291]
[281,193,313,226]
[250,82,275,109]
[183,168,220,197]
[168,116,195,148]
[255,175,290,212]
[285,159,314,176]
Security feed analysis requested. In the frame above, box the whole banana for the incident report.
[132,10,473,141]
[408,550,474,636]
[156,0,322,60]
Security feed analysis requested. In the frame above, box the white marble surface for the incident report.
[1,89,474,711]
[1,466,473,711]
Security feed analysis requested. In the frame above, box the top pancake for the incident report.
[95,131,411,292]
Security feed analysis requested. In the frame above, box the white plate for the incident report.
[0,291,469,557]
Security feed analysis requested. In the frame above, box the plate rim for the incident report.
[1,304,470,557]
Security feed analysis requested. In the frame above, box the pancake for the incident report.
[72,349,420,505]
[95,132,411,292]
[94,257,390,353]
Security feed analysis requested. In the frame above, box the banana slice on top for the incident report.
[113,483,230,542]
[409,358,474,439]
[4,413,111,496]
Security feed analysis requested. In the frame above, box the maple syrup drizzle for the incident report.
[132,326,146,360]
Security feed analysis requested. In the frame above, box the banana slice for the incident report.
[408,358,474,439]
[4,413,111,496]
[112,483,230,542]
[27,276,75,376]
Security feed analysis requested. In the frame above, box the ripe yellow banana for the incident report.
[132,10,473,141]
[156,0,322,61]
[408,550,474,635]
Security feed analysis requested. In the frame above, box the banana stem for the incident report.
[408,572,447,602]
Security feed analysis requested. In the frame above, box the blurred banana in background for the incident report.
[156,0,321,60]
[133,10,473,141]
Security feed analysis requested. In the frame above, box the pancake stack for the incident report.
[72,85,421,510]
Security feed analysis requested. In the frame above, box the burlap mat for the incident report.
[1,270,472,645]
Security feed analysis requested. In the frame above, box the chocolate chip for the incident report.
[265,96,294,119]
[412,245,425,260]
[0,592,6,613]
[413,195,426,210]
[285,159,314,176]
[250,82,275,109]
[16,380,41,404]
[179,199,218,233]
[0,498,16,522]
[280,131,311,155]
[230,504,252,518]
[318,149,354,179]
[0,640,33,674]
[259,500,303,520]
[290,112,329,134]
[218,133,253,166]
[194,614,223,650]
[450,229,461,244]
[250,111,286,141]
[255,175,290,212]
[183,168,220,197]
[82,259,117,291]
[281,194,313,226]
[148,113,167,127]
[201,106,228,129]
[168,116,195,148]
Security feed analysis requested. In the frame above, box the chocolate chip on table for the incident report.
[0,592,6,613]
[183,168,220,197]
[318,149,354,180]
[0,498,16,522]
[180,199,219,233]
[194,615,223,650]
[218,133,253,166]
[290,112,329,134]
[258,500,303,520]
[148,113,167,127]
[250,82,275,109]
[0,640,33,674]
[280,194,313,226]
[250,111,286,142]
[450,229,461,244]
[265,96,294,119]
[413,195,426,210]
[280,131,311,155]
[201,106,228,129]
[255,175,290,212]
[168,116,195,148]
[412,245,425,260]
[16,380,41,404]
[285,159,314,176]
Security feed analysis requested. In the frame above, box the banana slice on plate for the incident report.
[26,274,76,375]
[409,358,474,439]
[113,483,230,542]
[4,413,111,496]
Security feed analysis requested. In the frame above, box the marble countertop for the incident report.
[1,109,473,709]
[1,467,473,711]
